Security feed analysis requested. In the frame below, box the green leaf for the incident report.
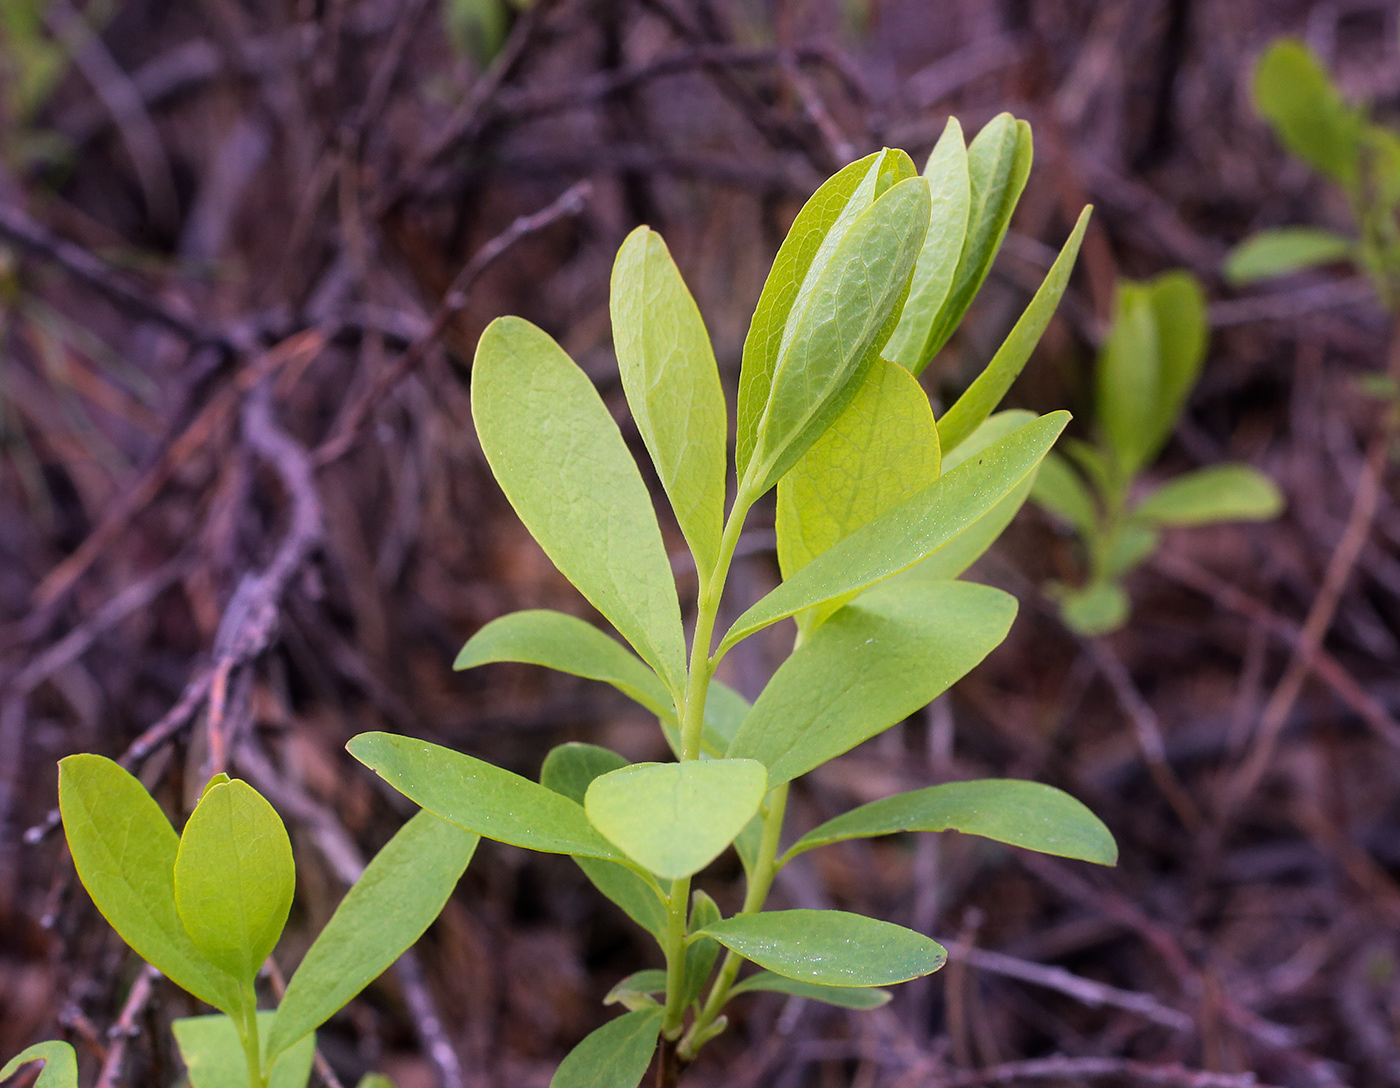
[702,681,752,750]
[1057,582,1129,636]
[0,1042,77,1088]
[611,226,728,575]
[885,118,972,374]
[1254,38,1364,187]
[355,1077,396,1088]
[718,411,1067,656]
[698,910,945,987]
[584,760,768,879]
[347,733,628,863]
[550,1008,662,1088]
[538,744,667,939]
[738,151,907,483]
[455,610,673,719]
[775,357,940,633]
[1143,271,1208,462]
[898,410,1039,582]
[1096,281,1160,478]
[937,206,1090,453]
[1223,227,1355,285]
[683,891,722,1007]
[919,114,1033,362]
[58,754,241,1014]
[442,0,507,65]
[740,172,932,499]
[1131,464,1284,526]
[267,812,478,1058]
[604,969,667,1009]
[729,972,892,1009]
[174,780,295,984]
[172,1014,314,1088]
[727,579,1015,785]
[1030,449,1097,536]
[472,316,687,692]
[1101,522,1160,580]
[783,779,1116,866]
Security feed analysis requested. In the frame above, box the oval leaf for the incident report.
[1254,38,1363,186]
[550,1008,662,1088]
[173,1013,314,1088]
[585,760,768,879]
[699,910,945,987]
[1131,464,1284,526]
[729,971,891,1009]
[0,1042,78,1088]
[1223,227,1355,285]
[174,780,295,983]
[611,226,728,575]
[1143,271,1208,463]
[784,779,1117,866]
[347,732,626,862]
[1058,582,1130,636]
[456,610,673,718]
[727,580,1016,786]
[472,316,686,691]
[57,755,242,1014]
[720,411,1066,654]
[268,811,478,1057]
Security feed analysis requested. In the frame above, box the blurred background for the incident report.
[1,0,1399,1085]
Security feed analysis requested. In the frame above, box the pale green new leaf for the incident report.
[1030,449,1097,535]
[727,579,1015,785]
[1096,282,1160,477]
[920,114,1033,361]
[937,206,1090,454]
[742,174,931,499]
[775,358,940,632]
[58,755,242,1014]
[1058,582,1129,636]
[718,411,1068,655]
[268,812,478,1058]
[172,1014,314,1088]
[729,972,891,1009]
[539,744,667,939]
[885,118,972,374]
[783,779,1116,866]
[174,780,295,984]
[471,316,686,691]
[611,226,727,575]
[550,1008,662,1088]
[347,733,628,863]
[584,760,767,879]
[0,1042,77,1088]
[699,910,946,987]
[1131,464,1284,526]
[1223,227,1355,285]
[455,610,673,718]
[1143,271,1208,462]
[737,151,903,481]
[604,969,667,1007]
[1254,38,1364,187]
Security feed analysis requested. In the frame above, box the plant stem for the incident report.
[678,782,789,1060]
[660,876,691,1038]
[238,982,265,1088]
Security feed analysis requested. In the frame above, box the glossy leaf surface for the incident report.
[348,733,625,861]
[472,316,686,690]
[937,206,1090,453]
[269,811,478,1057]
[172,1013,314,1088]
[611,226,727,575]
[784,779,1116,866]
[58,755,241,1013]
[729,972,891,1009]
[1223,227,1354,285]
[718,411,1066,655]
[585,760,768,879]
[699,910,946,987]
[1131,464,1284,526]
[549,1008,662,1088]
[456,610,672,718]
[728,579,1015,785]
[0,1042,77,1088]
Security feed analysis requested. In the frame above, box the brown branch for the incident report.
[93,964,160,1088]
[921,1056,1283,1088]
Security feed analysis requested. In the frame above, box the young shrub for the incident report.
[1030,272,1284,635]
[350,122,1115,1087]
[31,755,478,1088]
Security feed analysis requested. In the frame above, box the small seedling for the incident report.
[349,117,1117,1087]
[1,755,478,1088]
[1031,271,1284,635]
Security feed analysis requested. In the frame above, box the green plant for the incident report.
[4,754,479,1088]
[349,119,1116,1087]
[1030,271,1284,635]
[1225,38,1400,310]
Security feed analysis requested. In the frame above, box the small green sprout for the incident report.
[1031,271,1284,635]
